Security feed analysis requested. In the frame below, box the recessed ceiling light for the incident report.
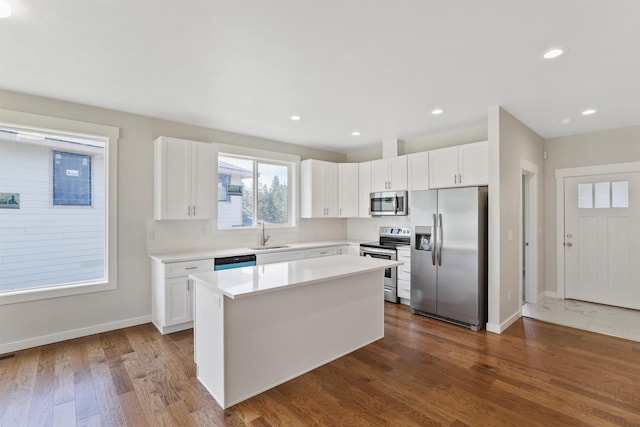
[581,109,597,116]
[431,108,444,115]
[0,0,11,18]
[560,118,573,125]
[542,47,565,59]
[289,115,302,121]
[351,131,361,136]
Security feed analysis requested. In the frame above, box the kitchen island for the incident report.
[190,254,402,409]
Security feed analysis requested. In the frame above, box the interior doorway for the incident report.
[520,160,538,305]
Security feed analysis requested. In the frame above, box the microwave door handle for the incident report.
[393,195,398,214]
[431,213,437,266]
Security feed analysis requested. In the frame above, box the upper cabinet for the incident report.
[370,156,408,192]
[408,151,429,191]
[358,162,372,217]
[429,141,488,189]
[300,159,338,218]
[338,163,359,218]
[154,136,216,220]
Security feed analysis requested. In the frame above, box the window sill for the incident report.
[0,280,116,306]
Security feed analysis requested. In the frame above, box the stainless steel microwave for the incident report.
[370,191,408,216]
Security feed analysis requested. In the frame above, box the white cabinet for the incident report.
[338,163,359,218]
[154,136,216,220]
[371,156,408,192]
[358,162,372,217]
[408,151,430,191]
[305,246,339,258]
[151,258,215,334]
[300,159,338,218]
[397,247,411,301]
[429,141,488,189]
[339,244,360,256]
[256,250,305,265]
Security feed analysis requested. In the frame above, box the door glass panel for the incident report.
[612,181,629,208]
[594,182,610,208]
[578,183,593,208]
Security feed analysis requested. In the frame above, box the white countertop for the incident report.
[190,254,402,299]
[149,240,366,263]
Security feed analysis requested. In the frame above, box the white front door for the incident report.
[564,172,640,309]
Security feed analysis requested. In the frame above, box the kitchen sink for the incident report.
[249,245,289,250]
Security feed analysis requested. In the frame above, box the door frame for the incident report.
[555,161,640,299]
[520,160,539,304]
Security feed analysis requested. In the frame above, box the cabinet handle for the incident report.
[193,205,196,216]
[453,174,457,184]
[187,279,191,291]
[458,173,462,184]
[185,266,198,270]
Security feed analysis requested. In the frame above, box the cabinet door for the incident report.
[429,146,459,189]
[338,163,359,217]
[323,162,339,217]
[305,246,339,258]
[408,152,429,191]
[191,141,216,219]
[387,156,408,191]
[166,277,192,326]
[459,141,488,186]
[370,159,389,192]
[155,137,191,219]
[358,162,372,217]
[300,160,325,218]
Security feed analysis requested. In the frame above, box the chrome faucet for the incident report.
[260,221,270,247]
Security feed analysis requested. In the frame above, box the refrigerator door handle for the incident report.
[437,213,443,266]
[431,213,437,265]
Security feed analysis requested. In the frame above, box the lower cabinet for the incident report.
[305,246,339,258]
[152,258,215,334]
[397,248,411,301]
[256,250,305,265]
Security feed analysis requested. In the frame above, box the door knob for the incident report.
[566,242,573,247]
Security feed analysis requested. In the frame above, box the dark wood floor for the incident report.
[2,303,640,426]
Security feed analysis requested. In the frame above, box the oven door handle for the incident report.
[360,247,396,256]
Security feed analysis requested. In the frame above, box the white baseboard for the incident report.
[486,309,521,334]
[0,315,152,355]
[544,290,560,299]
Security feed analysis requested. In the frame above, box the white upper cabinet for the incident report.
[154,136,216,220]
[429,141,488,189]
[300,159,338,218]
[358,162,372,217]
[338,163,359,218]
[371,156,408,192]
[408,151,429,191]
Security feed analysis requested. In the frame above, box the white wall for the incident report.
[487,107,545,333]
[543,125,640,296]
[0,89,346,353]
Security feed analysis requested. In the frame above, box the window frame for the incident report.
[0,109,119,305]
[214,143,299,231]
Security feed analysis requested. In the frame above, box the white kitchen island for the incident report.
[189,254,401,409]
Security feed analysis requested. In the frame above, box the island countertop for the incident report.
[189,254,402,299]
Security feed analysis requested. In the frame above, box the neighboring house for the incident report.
[0,130,106,293]
[217,160,252,228]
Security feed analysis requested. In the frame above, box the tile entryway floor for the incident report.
[523,297,640,343]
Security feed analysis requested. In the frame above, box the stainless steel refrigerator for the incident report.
[410,187,488,331]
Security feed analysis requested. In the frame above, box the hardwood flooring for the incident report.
[2,303,640,426]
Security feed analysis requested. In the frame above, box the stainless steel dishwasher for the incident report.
[213,254,257,271]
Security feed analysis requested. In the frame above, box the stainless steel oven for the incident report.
[359,226,411,304]
[359,246,398,303]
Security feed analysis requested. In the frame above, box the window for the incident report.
[218,153,294,229]
[53,151,92,206]
[218,173,231,202]
[0,109,118,304]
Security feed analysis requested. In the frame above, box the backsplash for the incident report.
[146,218,349,254]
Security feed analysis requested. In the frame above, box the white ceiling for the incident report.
[1,1,639,153]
